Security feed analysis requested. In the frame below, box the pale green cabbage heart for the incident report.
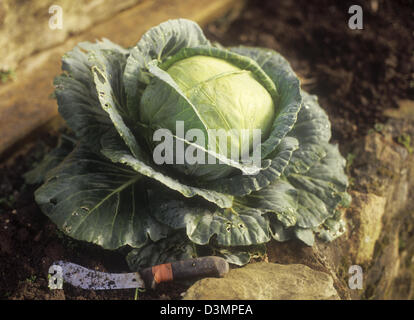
[140,54,275,180]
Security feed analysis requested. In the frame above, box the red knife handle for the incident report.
[140,256,229,289]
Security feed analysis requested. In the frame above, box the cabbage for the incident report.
[26,19,350,268]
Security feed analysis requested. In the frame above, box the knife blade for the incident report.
[51,256,229,290]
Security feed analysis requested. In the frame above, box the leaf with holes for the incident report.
[34,144,168,249]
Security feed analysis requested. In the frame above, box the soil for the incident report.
[1,0,413,300]
[0,134,190,300]
[205,0,414,143]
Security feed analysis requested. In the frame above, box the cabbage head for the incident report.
[26,19,350,268]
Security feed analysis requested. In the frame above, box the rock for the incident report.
[0,0,142,70]
[352,130,409,202]
[265,102,414,300]
[183,262,340,300]
[0,0,245,71]
[349,109,414,299]
[384,100,414,120]
[348,192,386,265]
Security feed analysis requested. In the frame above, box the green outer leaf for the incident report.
[200,136,298,196]
[92,65,144,160]
[284,91,331,176]
[246,141,348,237]
[150,198,270,246]
[288,92,331,144]
[284,144,326,177]
[287,142,348,228]
[315,210,346,242]
[123,19,210,120]
[34,144,168,250]
[268,214,293,242]
[55,39,128,147]
[216,250,251,266]
[230,46,302,159]
[126,232,196,270]
[242,178,299,228]
[215,244,267,266]
[100,130,234,209]
[24,135,75,184]
[186,203,270,246]
[294,227,315,246]
[219,251,251,266]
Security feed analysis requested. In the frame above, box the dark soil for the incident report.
[1,0,413,300]
[206,0,414,143]
[0,135,190,300]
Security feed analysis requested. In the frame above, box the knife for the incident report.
[50,256,229,290]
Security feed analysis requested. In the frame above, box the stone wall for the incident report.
[0,0,143,70]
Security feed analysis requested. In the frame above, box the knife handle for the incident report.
[140,256,229,289]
